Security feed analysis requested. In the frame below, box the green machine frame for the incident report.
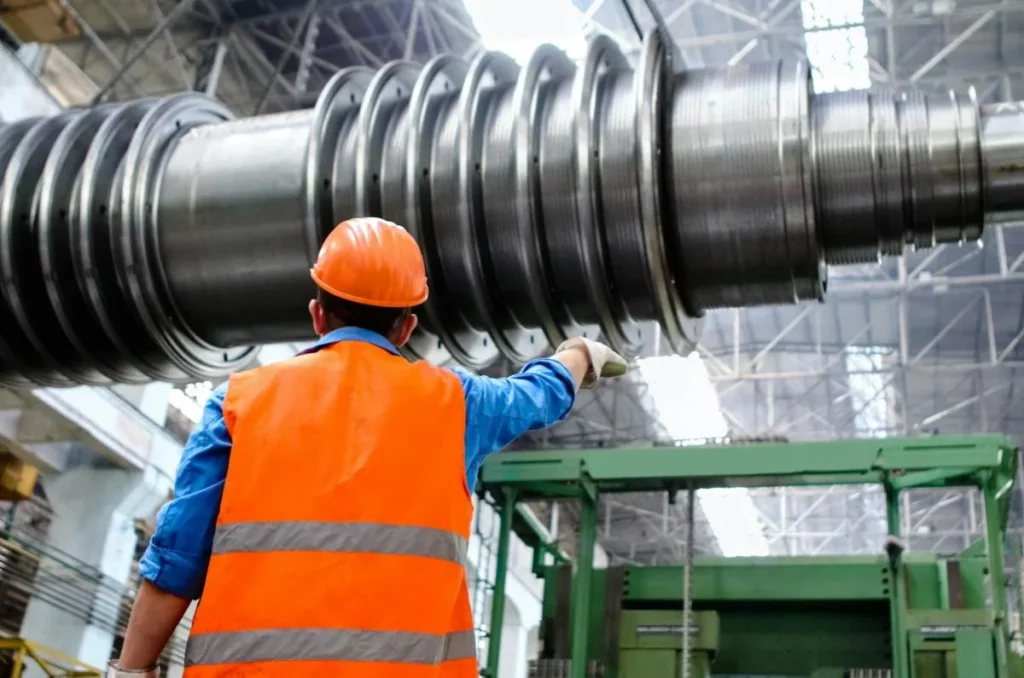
[476,435,1020,678]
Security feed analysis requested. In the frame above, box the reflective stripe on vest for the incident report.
[185,628,476,667]
[212,520,468,566]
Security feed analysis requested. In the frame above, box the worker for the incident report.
[111,217,627,677]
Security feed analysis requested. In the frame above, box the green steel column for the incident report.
[885,484,908,678]
[570,491,598,678]
[1012,531,1024,646]
[486,490,516,677]
[937,561,950,610]
[983,475,1010,678]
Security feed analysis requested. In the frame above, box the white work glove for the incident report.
[107,662,158,677]
[555,337,628,389]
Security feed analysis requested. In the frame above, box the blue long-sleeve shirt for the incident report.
[140,327,576,599]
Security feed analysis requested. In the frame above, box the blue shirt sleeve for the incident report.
[139,381,231,599]
[453,358,576,492]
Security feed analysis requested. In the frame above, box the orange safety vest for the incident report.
[183,340,477,678]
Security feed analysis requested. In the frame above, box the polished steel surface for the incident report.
[635,30,701,353]
[811,89,983,267]
[116,94,255,380]
[981,102,1024,226]
[0,32,1019,385]
[158,109,319,349]
[668,59,819,311]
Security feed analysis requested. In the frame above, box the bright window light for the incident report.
[801,0,870,92]
[462,0,588,63]
[637,353,727,441]
[637,353,770,557]
[697,487,771,557]
[845,347,895,437]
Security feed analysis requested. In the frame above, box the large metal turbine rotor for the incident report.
[1,30,1021,386]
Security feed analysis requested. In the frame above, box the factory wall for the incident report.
[15,387,177,673]
[19,467,168,671]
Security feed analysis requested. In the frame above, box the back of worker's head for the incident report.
[308,217,427,347]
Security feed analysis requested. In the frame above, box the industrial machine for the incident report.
[2,30,1024,385]
[476,435,1022,678]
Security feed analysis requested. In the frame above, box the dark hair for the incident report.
[317,289,410,336]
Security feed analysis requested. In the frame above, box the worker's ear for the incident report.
[309,298,327,337]
[391,313,418,348]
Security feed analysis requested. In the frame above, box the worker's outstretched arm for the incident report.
[115,382,232,672]
[454,337,627,490]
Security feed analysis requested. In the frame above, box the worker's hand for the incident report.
[555,337,628,389]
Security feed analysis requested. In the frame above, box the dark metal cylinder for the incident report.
[812,89,983,265]
[0,30,1015,386]
[668,60,821,312]
[157,110,319,348]
[981,102,1024,226]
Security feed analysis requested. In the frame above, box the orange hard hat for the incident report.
[310,217,429,308]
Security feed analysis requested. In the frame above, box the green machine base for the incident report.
[618,610,718,678]
[478,435,1022,678]
[538,554,1003,678]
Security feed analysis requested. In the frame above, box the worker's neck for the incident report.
[322,324,395,344]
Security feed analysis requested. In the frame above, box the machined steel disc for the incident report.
[73,98,164,382]
[117,93,257,379]
[0,112,83,386]
[308,66,373,246]
[391,54,464,366]
[37,104,125,385]
[0,118,46,387]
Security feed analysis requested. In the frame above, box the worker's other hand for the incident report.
[555,337,628,389]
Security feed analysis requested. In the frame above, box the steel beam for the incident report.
[404,0,421,60]
[57,0,145,97]
[252,0,316,114]
[674,2,1014,49]
[293,14,320,93]
[321,14,385,66]
[910,9,997,84]
[203,37,229,96]
[144,0,193,89]
[91,0,202,103]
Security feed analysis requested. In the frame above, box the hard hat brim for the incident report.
[310,269,428,308]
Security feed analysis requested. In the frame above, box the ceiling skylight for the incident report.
[461,0,588,64]
[801,0,871,92]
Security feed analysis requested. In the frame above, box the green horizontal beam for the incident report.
[623,557,892,602]
[480,435,1016,498]
[511,503,568,562]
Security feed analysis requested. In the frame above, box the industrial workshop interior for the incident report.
[3,0,1024,674]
